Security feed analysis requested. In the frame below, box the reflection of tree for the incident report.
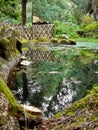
[22,71,29,103]
[29,91,45,108]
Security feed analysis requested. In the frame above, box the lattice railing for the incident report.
[0,23,55,40]
[32,24,55,39]
[30,48,54,62]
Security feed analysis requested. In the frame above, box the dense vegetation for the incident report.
[0,0,20,23]
[0,0,98,39]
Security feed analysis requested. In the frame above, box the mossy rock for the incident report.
[59,38,70,44]
[20,38,29,44]
[31,39,39,44]
[0,25,23,59]
[37,37,49,43]
[69,39,76,45]
[0,37,10,59]
[0,77,21,116]
[50,38,59,43]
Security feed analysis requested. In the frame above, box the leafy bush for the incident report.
[81,16,94,27]
[54,21,79,38]
[84,22,98,32]
[79,21,98,38]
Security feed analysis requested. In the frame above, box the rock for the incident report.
[48,71,60,74]
[21,55,26,60]
[22,104,42,116]
[50,38,58,43]
[33,16,42,24]
[61,34,69,39]
[69,39,76,45]
[0,25,23,60]
[16,38,22,54]
[20,60,32,66]
[59,39,70,44]
[0,38,10,59]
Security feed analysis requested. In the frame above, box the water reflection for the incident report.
[15,46,98,118]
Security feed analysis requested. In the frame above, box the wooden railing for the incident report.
[0,23,55,40]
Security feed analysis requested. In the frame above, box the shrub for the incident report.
[54,21,79,38]
[81,16,94,27]
[84,22,98,32]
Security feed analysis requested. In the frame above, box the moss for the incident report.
[0,77,20,115]
[37,37,49,43]
[0,78,42,120]
[31,39,39,44]
[59,39,70,44]
[50,38,59,43]
[0,115,4,125]
[68,39,76,45]
[20,38,29,44]
[55,112,62,118]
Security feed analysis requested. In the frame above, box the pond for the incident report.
[77,42,98,49]
[14,42,98,118]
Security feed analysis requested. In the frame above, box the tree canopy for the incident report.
[0,0,20,23]
[0,0,98,24]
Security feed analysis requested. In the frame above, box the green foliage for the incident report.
[54,21,79,38]
[32,0,76,22]
[84,22,98,32]
[0,0,20,23]
[81,16,94,26]
[79,21,98,38]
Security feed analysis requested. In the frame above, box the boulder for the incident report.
[59,38,70,44]
[0,37,10,59]
[22,104,42,116]
[69,39,76,45]
[0,26,22,60]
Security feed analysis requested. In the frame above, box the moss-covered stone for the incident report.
[0,37,10,59]
[68,39,76,45]
[59,38,70,44]
[0,25,23,60]
[0,78,20,113]
[0,78,20,130]
[37,37,49,43]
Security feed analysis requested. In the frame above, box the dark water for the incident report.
[15,43,98,118]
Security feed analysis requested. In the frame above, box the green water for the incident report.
[77,42,98,49]
[15,43,98,118]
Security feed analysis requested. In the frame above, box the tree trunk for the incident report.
[92,0,98,20]
[22,0,27,25]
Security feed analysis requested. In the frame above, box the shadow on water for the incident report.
[14,43,98,118]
